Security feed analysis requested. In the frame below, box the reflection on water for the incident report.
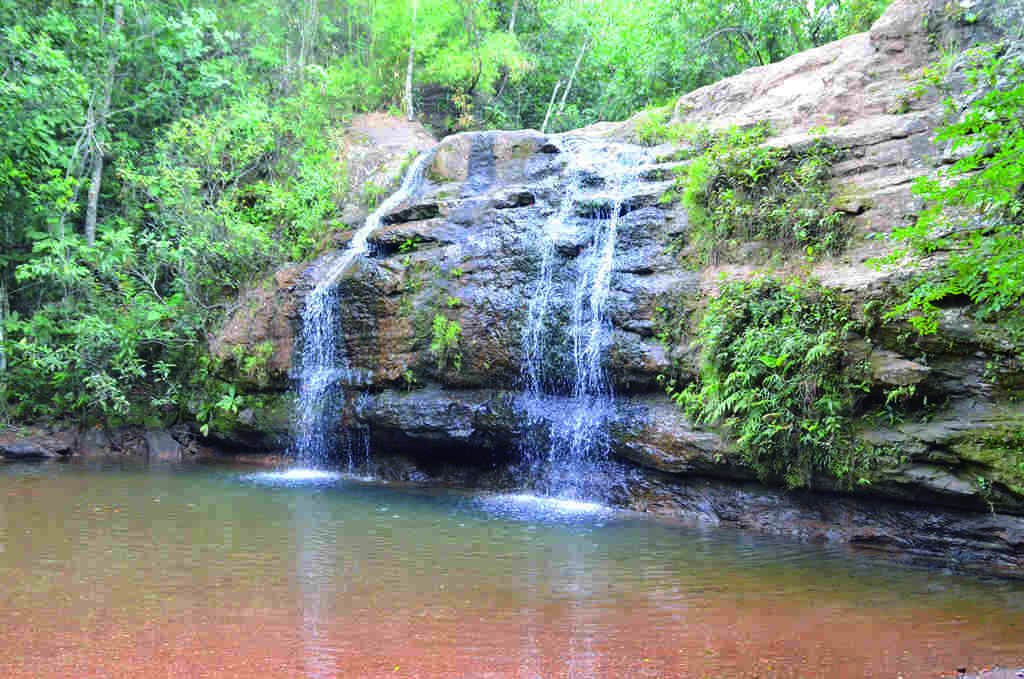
[295,491,338,679]
[1,462,1022,679]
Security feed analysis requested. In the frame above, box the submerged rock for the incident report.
[144,430,183,463]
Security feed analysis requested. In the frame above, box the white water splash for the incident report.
[246,469,343,483]
[499,493,607,514]
[481,492,613,522]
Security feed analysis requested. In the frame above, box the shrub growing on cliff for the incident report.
[884,43,1024,339]
[661,277,874,487]
[429,314,462,373]
[673,124,845,264]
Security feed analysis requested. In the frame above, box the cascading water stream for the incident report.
[291,151,434,469]
[520,138,649,501]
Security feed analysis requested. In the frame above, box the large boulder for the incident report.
[0,428,74,460]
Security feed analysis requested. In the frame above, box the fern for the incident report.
[671,276,882,487]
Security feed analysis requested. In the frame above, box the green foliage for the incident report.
[3,226,203,422]
[231,341,275,386]
[0,1,359,425]
[828,0,892,38]
[521,0,892,132]
[401,369,419,390]
[362,182,390,210]
[882,43,1024,339]
[398,236,426,254]
[635,108,716,152]
[429,314,462,373]
[195,381,247,437]
[635,108,679,146]
[676,124,845,263]
[661,277,879,488]
[0,1,235,278]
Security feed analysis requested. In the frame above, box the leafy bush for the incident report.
[826,0,892,40]
[2,83,349,424]
[884,43,1024,338]
[635,107,677,146]
[672,124,845,263]
[660,277,876,487]
[429,314,462,373]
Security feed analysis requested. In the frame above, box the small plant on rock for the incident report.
[429,314,462,373]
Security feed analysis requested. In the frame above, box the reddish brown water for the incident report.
[1,463,1021,678]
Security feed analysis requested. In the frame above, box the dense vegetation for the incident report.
[649,122,845,264]
[884,42,1024,340]
[658,277,893,488]
[0,0,895,426]
[654,38,1024,488]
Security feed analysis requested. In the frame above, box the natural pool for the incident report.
[1,462,1022,678]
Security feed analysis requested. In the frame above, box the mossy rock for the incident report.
[950,419,1024,500]
[205,393,293,451]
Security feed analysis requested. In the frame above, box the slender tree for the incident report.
[405,0,418,120]
[84,2,124,248]
[556,35,590,120]
[0,280,7,376]
[541,80,562,132]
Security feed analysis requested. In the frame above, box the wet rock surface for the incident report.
[350,387,1024,577]
[0,425,232,461]
[945,669,1024,679]
[144,430,183,463]
[0,428,75,459]
[625,471,1024,579]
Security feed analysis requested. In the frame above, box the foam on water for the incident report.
[481,492,613,522]
[245,469,344,485]
[503,493,607,513]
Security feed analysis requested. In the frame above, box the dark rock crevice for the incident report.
[381,202,441,225]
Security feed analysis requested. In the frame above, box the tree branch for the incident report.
[698,26,765,66]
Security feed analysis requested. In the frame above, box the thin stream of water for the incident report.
[291,152,434,468]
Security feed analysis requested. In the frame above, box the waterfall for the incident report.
[520,138,649,501]
[291,151,434,468]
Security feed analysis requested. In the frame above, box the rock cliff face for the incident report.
[207,0,1024,574]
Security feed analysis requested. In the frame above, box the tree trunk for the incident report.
[508,0,519,32]
[458,0,483,95]
[297,0,319,82]
[405,0,418,121]
[541,80,562,133]
[0,280,7,378]
[367,0,376,68]
[557,36,590,118]
[0,279,7,423]
[84,2,123,248]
